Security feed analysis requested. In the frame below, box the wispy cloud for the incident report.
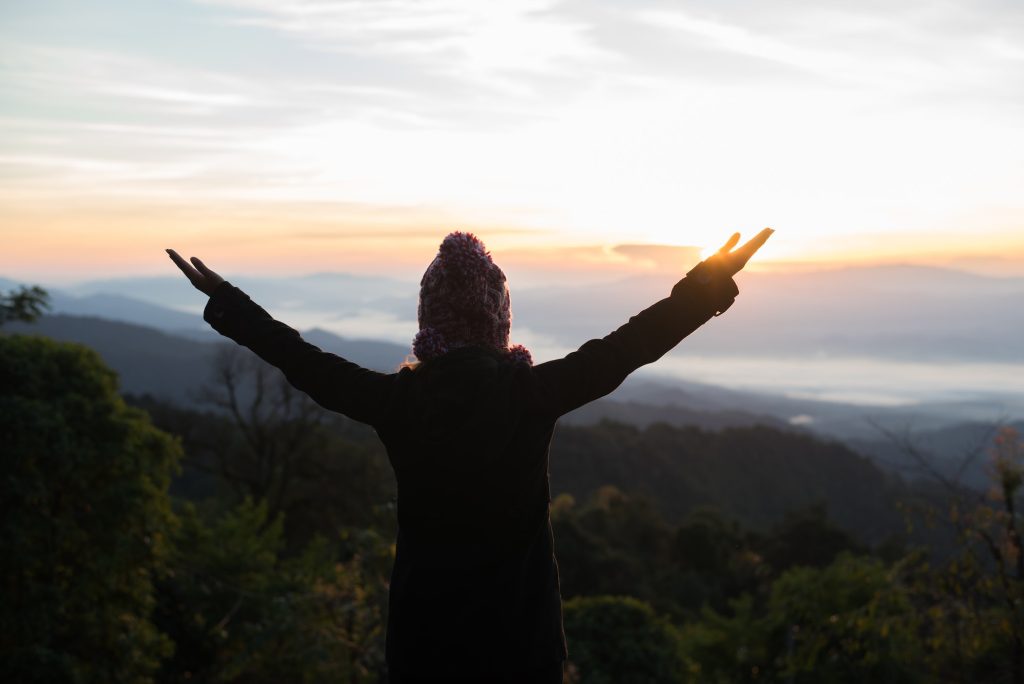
[2,0,1024,277]
[624,2,1024,105]
[1,45,267,115]
[202,0,618,93]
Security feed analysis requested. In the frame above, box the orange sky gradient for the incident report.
[4,193,1024,286]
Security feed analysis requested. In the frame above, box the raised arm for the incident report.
[531,229,773,418]
[166,249,393,426]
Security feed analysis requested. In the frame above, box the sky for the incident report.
[3,0,1024,284]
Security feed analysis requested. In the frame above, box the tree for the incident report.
[669,507,766,616]
[679,554,923,683]
[766,554,922,683]
[153,499,390,683]
[0,284,50,326]
[552,487,674,610]
[563,595,687,684]
[178,345,394,547]
[917,425,1024,684]
[0,335,179,683]
[862,423,1024,682]
[760,503,866,573]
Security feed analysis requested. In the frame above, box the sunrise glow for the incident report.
[3,1,1023,283]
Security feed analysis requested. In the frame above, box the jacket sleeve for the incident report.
[202,282,395,427]
[531,262,739,418]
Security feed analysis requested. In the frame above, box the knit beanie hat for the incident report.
[413,232,532,366]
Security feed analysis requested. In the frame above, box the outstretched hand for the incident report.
[705,228,774,277]
[166,249,225,296]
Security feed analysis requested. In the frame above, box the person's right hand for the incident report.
[705,228,774,277]
[166,249,225,296]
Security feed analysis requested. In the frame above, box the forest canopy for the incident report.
[2,330,1023,683]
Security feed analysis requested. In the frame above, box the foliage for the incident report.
[680,554,923,683]
[553,487,673,609]
[553,488,869,623]
[0,335,395,684]
[668,508,767,617]
[7,326,1024,682]
[899,426,1024,683]
[766,554,922,682]
[563,595,687,684]
[0,284,50,326]
[130,393,396,551]
[0,335,178,683]
[155,498,391,683]
[675,426,1024,683]
[129,346,396,550]
[550,420,904,541]
[761,504,866,572]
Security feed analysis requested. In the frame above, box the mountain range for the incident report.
[3,263,1020,489]
[15,262,1019,363]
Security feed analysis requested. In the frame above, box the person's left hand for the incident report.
[166,249,225,296]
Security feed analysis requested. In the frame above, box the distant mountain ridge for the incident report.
[6,308,1020,492]
[6,262,1022,362]
[512,264,1024,362]
[4,313,813,436]
[3,313,411,406]
[4,310,1011,443]
[4,314,218,405]
[4,265,1019,452]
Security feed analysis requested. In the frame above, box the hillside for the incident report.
[6,311,1013,450]
[847,419,1024,490]
[2,314,410,405]
[133,390,908,546]
[563,397,793,433]
[1,311,914,542]
[3,314,220,404]
[3,313,811,434]
[550,420,904,542]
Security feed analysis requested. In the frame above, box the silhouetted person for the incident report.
[168,228,773,683]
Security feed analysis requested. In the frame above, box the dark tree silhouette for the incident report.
[0,335,179,682]
[0,284,49,326]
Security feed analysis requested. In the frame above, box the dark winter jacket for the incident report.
[202,263,739,676]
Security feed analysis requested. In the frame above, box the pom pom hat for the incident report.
[413,232,532,365]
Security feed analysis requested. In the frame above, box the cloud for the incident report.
[288,226,546,241]
[201,0,618,91]
[3,0,1024,271]
[1,45,268,116]
[612,244,702,270]
[557,1,1024,106]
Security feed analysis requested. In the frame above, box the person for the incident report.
[167,227,773,683]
